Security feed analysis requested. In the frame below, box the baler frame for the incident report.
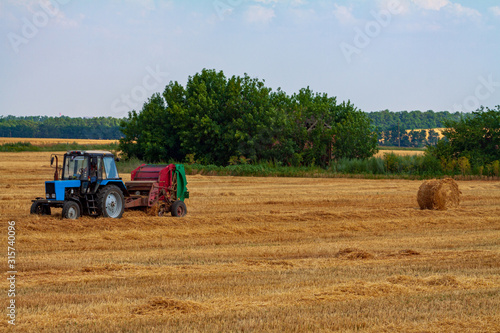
[124,164,189,216]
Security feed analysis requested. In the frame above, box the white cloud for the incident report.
[127,0,156,11]
[489,6,500,17]
[289,7,315,23]
[245,5,275,24]
[253,0,303,4]
[332,4,358,26]
[446,3,481,20]
[7,0,79,28]
[412,0,449,11]
[399,0,412,13]
[7,0,39,13]
[379,0,411,15]
[410,0,481,23]
[290,0,306,6]
[41,0,79,28]
[254,0,279,3]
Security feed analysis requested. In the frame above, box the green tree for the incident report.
[331,102,378,159]
[428,106,500,167]
[427,129,439,146]
[119,93,182,162]
[163,69,282,165]
[120,69,379,166]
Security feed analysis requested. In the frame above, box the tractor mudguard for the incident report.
[100,180,129,196]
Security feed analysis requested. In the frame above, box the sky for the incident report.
[0,0,499,118]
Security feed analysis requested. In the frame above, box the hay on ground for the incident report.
[417,178,461,210]
[132,297,206,315]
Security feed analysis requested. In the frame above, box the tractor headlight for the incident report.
[46,193,50,199]
[51,194,56,199]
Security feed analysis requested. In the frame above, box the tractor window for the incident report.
[97,157,105,179]
[103,156,118,179]
[63,155,88,180]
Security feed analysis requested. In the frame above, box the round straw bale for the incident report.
[417,178,461,210]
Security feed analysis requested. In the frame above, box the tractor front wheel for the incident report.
[62,201,80,220]
[97,185,125,218]
[170,200,187,217]
[30,201,51,215]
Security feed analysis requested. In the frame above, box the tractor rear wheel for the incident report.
[97,185,125,218]
[171,200,187,217]
[62,201,80,220]
[30,201,51,215]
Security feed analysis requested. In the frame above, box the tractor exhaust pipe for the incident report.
[50,155,59,180]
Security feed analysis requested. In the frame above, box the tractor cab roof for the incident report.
[65,150,115,157]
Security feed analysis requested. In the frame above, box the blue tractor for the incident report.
[30,150,128,219]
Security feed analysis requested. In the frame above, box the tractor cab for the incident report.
[48,150,126,199]
[61,150,119,182]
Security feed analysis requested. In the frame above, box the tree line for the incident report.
[0,116,122,139]
[368,110,463,147]
[172,105,500,178]
[2,106,465,150]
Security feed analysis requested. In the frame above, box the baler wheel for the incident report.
[97,185,125,218]
[171,200,187,217]
[62,201,80,220]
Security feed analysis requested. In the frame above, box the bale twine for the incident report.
[417,178,461,210]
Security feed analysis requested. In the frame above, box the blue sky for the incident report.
[1,0,499,118]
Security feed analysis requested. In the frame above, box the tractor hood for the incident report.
[45,180,81,201]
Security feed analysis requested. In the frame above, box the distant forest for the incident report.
[0,110,464,147]
[0,116,122,140]
[367,110,463,147]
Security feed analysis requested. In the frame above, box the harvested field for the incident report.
[1,151,499,332]
[405,128,446,139]
[375,149,425,157]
